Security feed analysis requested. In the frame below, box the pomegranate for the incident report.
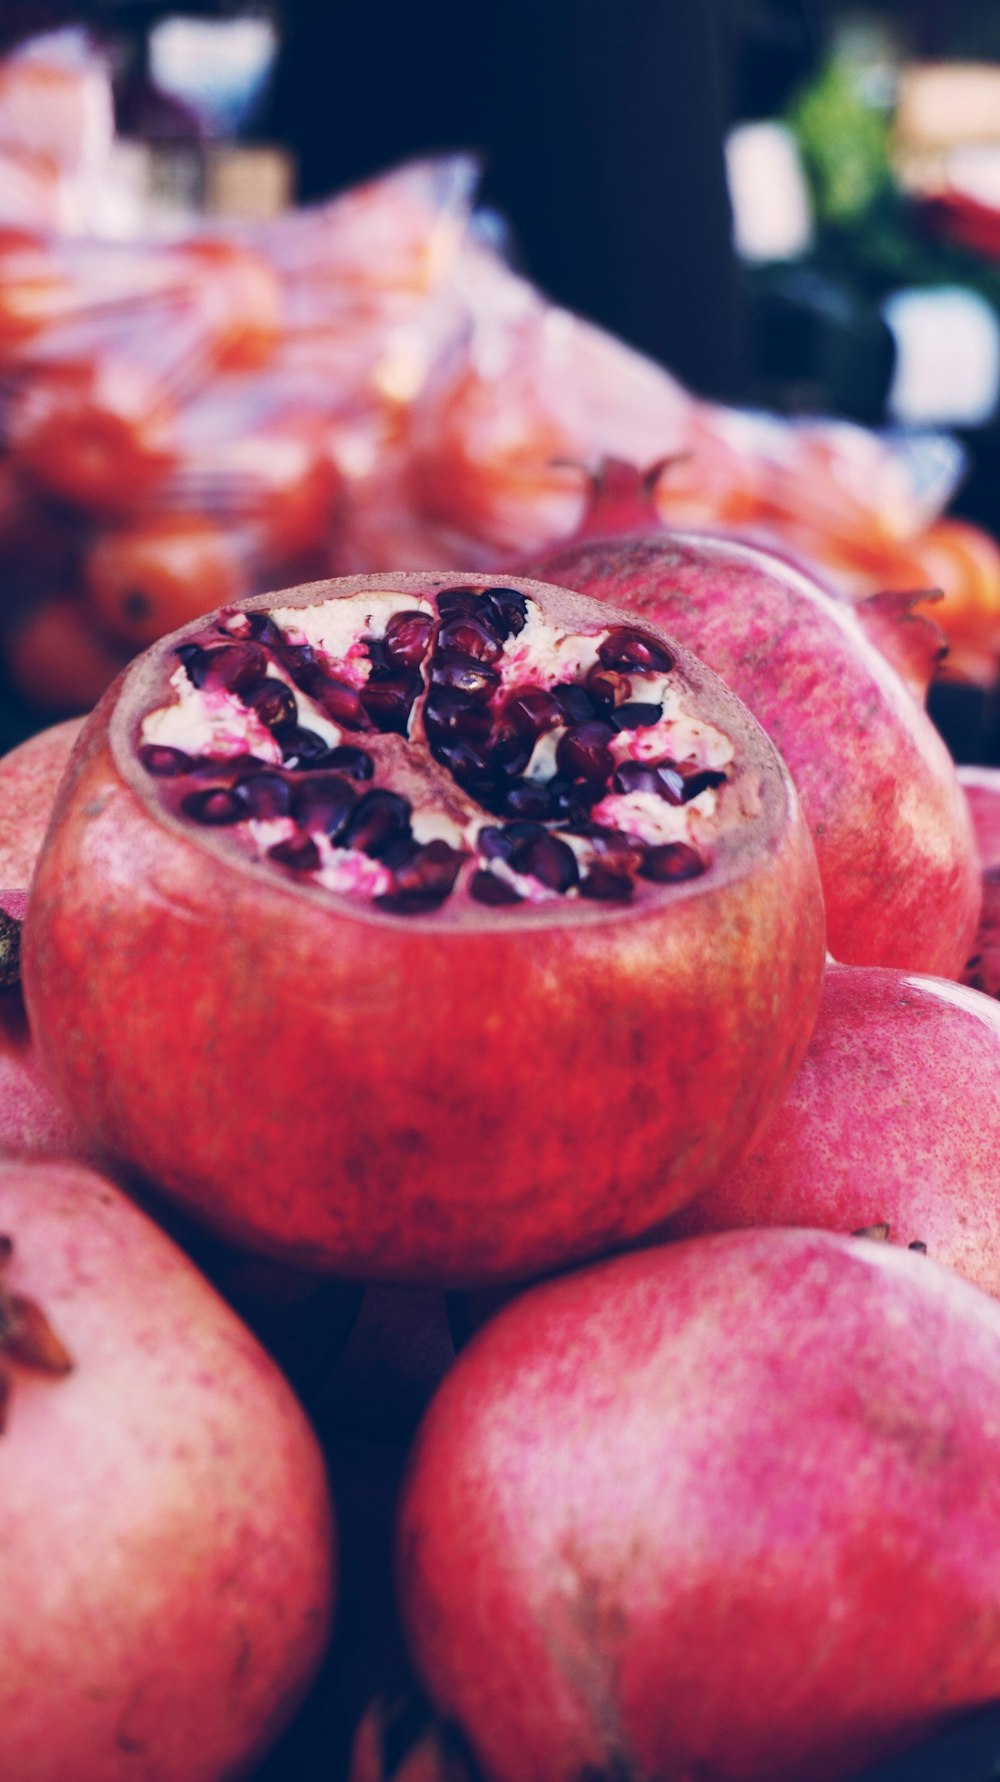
[0,715,85,885]
[0,1155,334,1780]
[398,1228,1000,1782]
[22,573,823,1285]
[530,527,980,977]
[959,765,1000,1000]
[666,964,1000,1294]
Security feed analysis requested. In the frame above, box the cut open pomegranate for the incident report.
[23,574,825,1285]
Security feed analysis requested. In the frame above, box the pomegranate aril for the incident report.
[487,724,535,779]
[613,702,663,730]
[430,654,500,701]
[682,768,728,801]
[383,610,434,669]
[612,761,685,803]
[581,670,627,709]
[319,679,368,729]
[503,688,563,739]
[469,869,522,905]
[551,683,597,724]
[243,612,287,651]
[499,779,555,820]
[235,770,293,819]
[325,745,374,780]
[343,790,412,858]
[242,679,298,731]
[139,744,194,777]
[598,627,674,673]
[359,672,421,735]
[478,826,513,863]
[581,864,634,901]
[482,587,528,637]
[513,830,580,893]
[275,725,336,769]
[431,737,494,788]
[268,835,321,873]
[556,721,616,784]
[548,776,602,823]
[437,616,503,664]
[436,587,484,619]
[181,787,247,826]
[378,840,466,914]
[638,842,707,883]
[291,775,356,837]
[424,689,493,744]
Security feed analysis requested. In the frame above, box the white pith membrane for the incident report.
[137,586,737,914]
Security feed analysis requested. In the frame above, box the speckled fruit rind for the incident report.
[398,1228,1000,1782]
[530,529,981,977]
[22,573,824,1286]
[0,1156,334,1782]
[666,965,1000,1294]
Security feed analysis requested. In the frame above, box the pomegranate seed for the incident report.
[291,775,356,838]
[343,790,412,858]
[431,738,494,787]
[598,628,674,673]
[243,612,287,650]
[638,842,706,883]
[580,864,634,901]
[500,779,554,820]
[613,702,662,730]
[511,830,579,892]
[551,683,596,724]
[275,726,335,769]
[503,688,562,739]
[612,761,684,803]
[430,654,500,701]
[268,835,321,872]
[181,788,246,826]
[383,610,434,669]
[360,672,421,735]
[235,770,293,819]
[436,587,484,619]
[478,826,513,862]
[469,869,522,905]
[681,768,728,802]
[139,745,193,777]
[378,840,466,913]
[423,690,493,743]
[586,666,632,711]
[437,616,503,664]
[556,722,616,784]
[320,679,368,729]
[242,679,298,731]
[482,587,528,637]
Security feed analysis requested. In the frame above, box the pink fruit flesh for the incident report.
[0,1156,334,1782]
[529,528,980,977]
[666,963,1000,1295]
[399,1229,1000,1782]
[22,574,824,1285]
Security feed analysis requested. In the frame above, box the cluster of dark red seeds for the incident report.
[138,587,728,914]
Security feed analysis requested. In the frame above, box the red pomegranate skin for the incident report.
[398,1228,1000,1782]
[958,766,1000,999]
[0,1156,334,1781]
[21,573,825,1287]
[529,529,981,977]
[666,964,1000,1293]
[0,715,85,886]
[0,982,105,1164]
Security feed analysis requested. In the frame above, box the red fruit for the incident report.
[3,595,131,715]
[531,528,980,977]
[958,766,1000,1001]
[22,573,824,1285]
[0,716,85,885]
[666,964,1000,1294]
[0,1156,334,1780]
[84,512,252,649]
[398,1228,1000,1782]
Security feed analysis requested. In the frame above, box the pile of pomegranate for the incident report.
[3,507,1000,1782]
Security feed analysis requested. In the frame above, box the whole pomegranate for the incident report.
[530,527,980,977]
[0,1155,334,1780]
[22,573,823,1285]
[0,715,85,884]
[666,963,1000,1294]
[958,764,1000,1000]
[398,1228,1000,1782]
